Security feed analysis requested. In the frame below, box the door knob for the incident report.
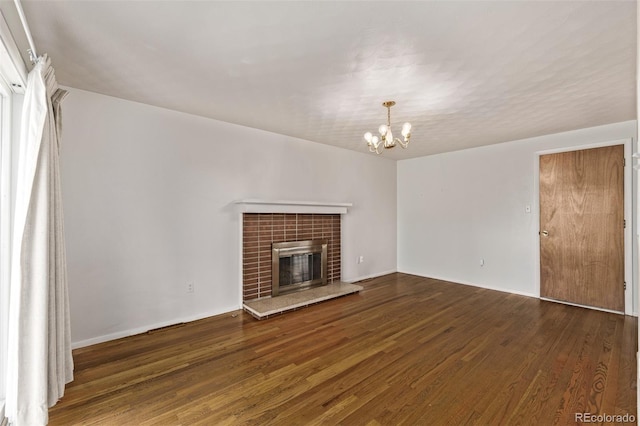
[541,230,549,237]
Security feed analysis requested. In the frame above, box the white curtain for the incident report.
[5,54,73,426]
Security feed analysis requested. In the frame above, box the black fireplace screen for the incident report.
[279,252,322,287]
[272,240,327,296]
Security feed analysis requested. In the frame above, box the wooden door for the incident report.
[539,145,624,312]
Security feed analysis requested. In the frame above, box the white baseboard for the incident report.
[397,270,538,299]
[71,272,394,349]
[69,273,635,349]
[71,304,242,349]
[343,269,397,284]
[540,297,626,315]
[399,270,638,316]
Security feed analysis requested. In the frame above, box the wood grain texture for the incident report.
[540,145,624,312]
[49,273,637,425]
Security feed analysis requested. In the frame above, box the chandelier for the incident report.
[364,101,412,154]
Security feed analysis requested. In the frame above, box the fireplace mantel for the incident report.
[235,199,352,214]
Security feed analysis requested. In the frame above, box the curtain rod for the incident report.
[12,0,37,63]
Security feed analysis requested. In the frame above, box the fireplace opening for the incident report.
[272,240,328,296]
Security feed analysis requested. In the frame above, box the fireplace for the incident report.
[241,212,341,301]
[272,240,327,296]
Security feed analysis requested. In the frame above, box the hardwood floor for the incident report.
[49,273,637,425]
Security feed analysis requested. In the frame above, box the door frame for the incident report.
[533,138,634,316]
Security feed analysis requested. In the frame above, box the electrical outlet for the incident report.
[187,281,195,293]
[358,255,364,264]
[480,259,485,267]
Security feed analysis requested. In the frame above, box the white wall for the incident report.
[398,121,637,313]
[61,88,397,347]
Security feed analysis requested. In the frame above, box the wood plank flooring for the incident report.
[49,273,637,425]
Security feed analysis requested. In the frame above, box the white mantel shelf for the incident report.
[235,199,352,214]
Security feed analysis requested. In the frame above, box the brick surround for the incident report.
[243,213,341,301]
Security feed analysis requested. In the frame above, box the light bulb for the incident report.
[378,124,388,136]
[364,132,373,143]
[402,122,412,137]
[372,136,380,147]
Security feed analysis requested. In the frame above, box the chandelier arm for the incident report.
[368,142,383,154]
[396,138,409,149]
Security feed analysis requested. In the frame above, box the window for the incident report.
[0,65,12,422]
[0,9,27,419]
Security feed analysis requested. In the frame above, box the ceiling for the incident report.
[2,1,637,160]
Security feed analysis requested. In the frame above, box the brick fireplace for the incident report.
[242,213,341,301]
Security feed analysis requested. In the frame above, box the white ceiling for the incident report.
[4,1,638,159]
